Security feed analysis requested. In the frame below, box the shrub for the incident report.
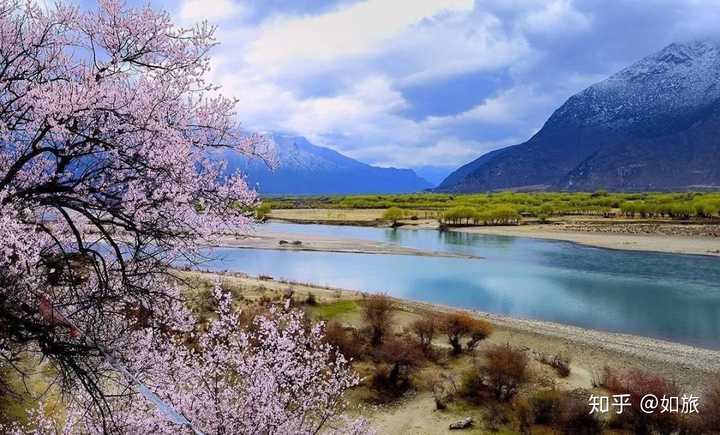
[467,320,494,351]
[593,365,620,390]
[441,312,493,355]
[700,380,720,432]
[515,399,533,435]
[482,344,529,401]
[529,389,563,425]
[484,402,511,432]
[361,294,394,347]
[410,316,438,355]
[604,368,681,435]
[323,322,365,361]
[255,202,272,220]
[518,389,603,435]
[539,352,571,378]
[370,364,396,395]
[431,373,459,410]
[370,337,425,395]
[373,336,426,367]
[460,367,485,401]
[557,392,604,435]
[552,354,571,378]
[305,292,317,305]
[382,207,404,225]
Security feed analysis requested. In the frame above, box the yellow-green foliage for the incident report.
[266,191,720,220]
[381,207,405,223]
[255,202,272,220]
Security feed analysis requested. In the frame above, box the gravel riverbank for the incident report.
[454,224,720,256]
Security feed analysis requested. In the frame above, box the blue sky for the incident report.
[87,0,720,179]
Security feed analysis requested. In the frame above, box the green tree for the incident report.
[255,202,272,220]
[382,207,405,226]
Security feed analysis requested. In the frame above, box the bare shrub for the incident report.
[593,365,620,390]
[517,389,603,435]
[460,344,529,402]
[361,294,394,347]
[604,368,681,435]
[441,312,493,355]
[370,364,396,396]
[528,389,563,425]
[323,322,365,361]
[410,316,438,355]
[514,399,533,435]
[539,352,571,378]
[460,366,485,401]
[556,391,604,435]
[484,402,511,432]
[431,373,460,410]
[700,380,720,433]
[483,344,529,401]
[431,382,448,410]
[370,337,424,396]
[467,319,494,351]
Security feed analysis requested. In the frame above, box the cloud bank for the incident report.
[169,0,720,175]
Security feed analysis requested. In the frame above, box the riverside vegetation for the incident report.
[181,273,720,434]
[6,270,720,433]
[265,191,720,226]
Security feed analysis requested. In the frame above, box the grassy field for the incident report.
[265,192,720,223]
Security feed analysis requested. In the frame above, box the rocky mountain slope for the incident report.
[437,39,720,192]
[226,134,430,195]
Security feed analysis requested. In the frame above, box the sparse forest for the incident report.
[265,191,720,225]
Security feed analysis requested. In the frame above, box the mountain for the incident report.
[226,134,431,195]
[437,39,720,192]
[413,165,456,187]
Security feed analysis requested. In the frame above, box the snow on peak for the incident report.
[552,39,720,128]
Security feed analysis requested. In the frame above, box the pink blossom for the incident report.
[0,0,367,432]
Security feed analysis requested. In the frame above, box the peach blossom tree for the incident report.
[0,0,365,432]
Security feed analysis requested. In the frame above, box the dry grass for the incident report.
[269,208,387,222]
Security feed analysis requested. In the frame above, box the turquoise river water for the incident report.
[200,222,720,349]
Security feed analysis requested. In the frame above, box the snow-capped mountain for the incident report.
[437,39,720,192]
[225,134,430,195]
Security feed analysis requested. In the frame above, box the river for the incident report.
[199,222,720,349]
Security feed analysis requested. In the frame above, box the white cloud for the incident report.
[425,86,555,127]
[394,12,532,86]
[284,76,408,133]
[520,0,591,34]
[178,0,245,23]
[245,0,474,73]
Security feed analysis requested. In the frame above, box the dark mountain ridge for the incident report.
[437,39,720,192]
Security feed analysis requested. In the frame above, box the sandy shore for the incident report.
[453,224,720,257]
[212,231,481,259]
[268,208,720,257]
[401,299,720,392]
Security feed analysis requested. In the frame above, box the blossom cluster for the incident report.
[0,0,370,433]
[2,284,369,434]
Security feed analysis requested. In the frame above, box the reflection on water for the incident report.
[201,222,720,349]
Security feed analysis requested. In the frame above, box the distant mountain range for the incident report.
[437,39,720,192]
[226,134,430,195]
